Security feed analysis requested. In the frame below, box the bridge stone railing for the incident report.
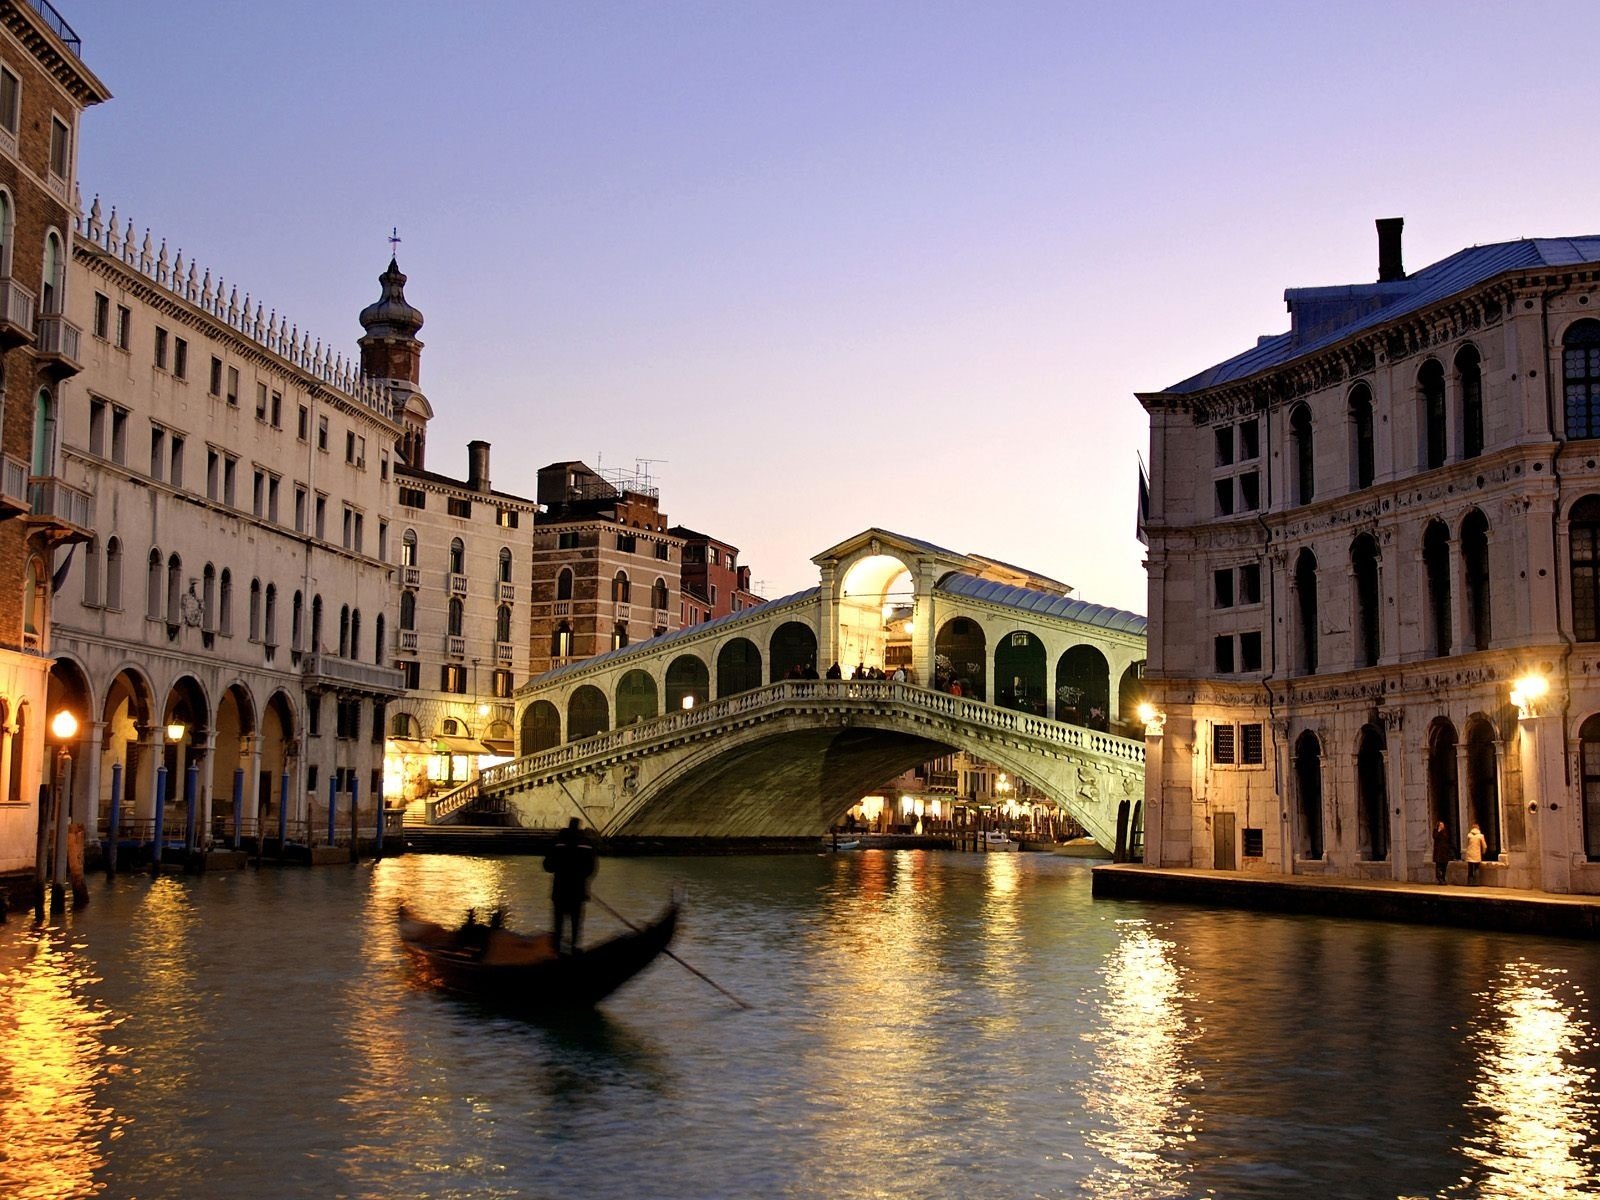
[482,680,1144,797]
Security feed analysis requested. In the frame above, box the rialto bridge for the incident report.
[461,530,1149,848]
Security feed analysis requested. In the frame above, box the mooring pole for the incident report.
[231,768,244,850]
[106,762,122,878]
[183,762,199,869]
[326,775,338,848]
[278,770,290,857]
[347,775,359,863]
[151,765,169,873]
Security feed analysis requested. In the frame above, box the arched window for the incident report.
[1294,730,1324,859]
[42,230,62,314]
[1428,719,1460,857]
[1290,403,1314,505]
[652,577,669,610]
[311,593,323,651]
[496,604,512,642]
[399,590,416,631]
[31,388,53,476]
[1579,714,1600,861]
[338,604,350,656]
[449,537,464,575]
[292,590,304,650]
[147,549,163,619]
[1352,535,1381,667]
[1420,359,1447,469]
[165,553,182,626]
[556,569,574,601]
[447,597,463,637]
[202,563,216,632]
[1423,521,1451,657]
[1349,383,1375,490]
[1294,548,1318,675]
[82,537,100,607]
[498,547,512,584]
[1457,344,1483,459]
[374,614,385,663]
[612,571,630,603]
[552,622,572,658]
[350,609,361,659]
[21,557,40,639]
[1571,495,1600,641]
[1356,725,1388,862]
[264,583,278,646]
[612,622,628,650]
[1461,509,1490,651]
[401,528,418,567]
[105,537,122,610]
[0,191,12,276]
[219,569,233,635]
[1465,716,1500,862]
[1563,319,1600,439]
[249,579,262,641]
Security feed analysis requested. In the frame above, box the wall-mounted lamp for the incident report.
[1510,672,1549,720]
[1137,702,1166,737]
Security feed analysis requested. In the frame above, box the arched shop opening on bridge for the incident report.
[836,554,915,678]
[837,753,1089,843]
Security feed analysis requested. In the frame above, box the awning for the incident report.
[434,735,491,755]
[387,738,434,755]
[482,739,514,756]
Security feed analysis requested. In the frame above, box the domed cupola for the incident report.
[358,255,425,384]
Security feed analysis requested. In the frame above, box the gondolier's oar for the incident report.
[589,891,752,1010]
[554,778,751,1011]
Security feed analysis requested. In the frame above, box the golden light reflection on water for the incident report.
[1448,960,1598,1199]
[976,851,1023,1029]
[1081,919,1199,1200]
[0,928,122,1200]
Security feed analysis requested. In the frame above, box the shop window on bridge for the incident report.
[996,630,1046,715]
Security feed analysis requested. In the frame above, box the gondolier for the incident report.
[544,818,598,954]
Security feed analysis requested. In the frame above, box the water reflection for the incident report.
[1081,918,1199,1199]
[1450,960,1598,1199]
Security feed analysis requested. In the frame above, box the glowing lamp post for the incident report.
[40,709,79,913]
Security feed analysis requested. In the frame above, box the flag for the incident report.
[1136,453,1150,545]
[50,543,76,593]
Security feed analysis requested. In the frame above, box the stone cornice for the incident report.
[0,2,110,107]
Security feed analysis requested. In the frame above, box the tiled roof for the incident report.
[1167,236,1600,394]
[935,573,1147,635]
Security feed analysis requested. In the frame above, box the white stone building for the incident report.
[1140,219,1600,894]
[45,200,404,851]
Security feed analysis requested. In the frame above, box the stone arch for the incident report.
[1356,723,1388,862]
[666,654,710,711]
[210,682,259,838]
[1056,644,1110,729]
[567,685,609,742]
[44,656,92,824]
[1116,661,1146,732]
[616,669,659,726]
[836,553,914,675]
[993,629,1046,714]
[520,700,561,754]
[99,666,155,827]
[716,637,763,698]
[160,674,212,835]
[935,616,986,700]
[1294,729,1324,859]
[768,620,818,682]
[1578,712,1600,861]
[1464,713,1501,861]
[1460,508,1491,651]
[1427,717,1460,856]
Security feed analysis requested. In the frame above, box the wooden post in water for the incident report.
[32,783,50,917]
[106,763,122,878]
[348,775,359,863]
[183,762,199,871]
[326,776,338,848]
[231,768,244,850]
[278,771,290,860]
[150,765,168,874]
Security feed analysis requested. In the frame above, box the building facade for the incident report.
[1140,218,1600,894]
[670,525,762,626]
[0,0,106,875]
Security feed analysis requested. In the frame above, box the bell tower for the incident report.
[358,244,431,469]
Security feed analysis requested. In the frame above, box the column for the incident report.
[136,726,162,824]
[1520,710,1571,893]
[78,720,105,834]
[243,734,262,839]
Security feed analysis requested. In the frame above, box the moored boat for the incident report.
[983,830,1020,852]
[398,901,678,1010]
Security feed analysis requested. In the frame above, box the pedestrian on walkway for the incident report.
[1431,820,1452,884]
[1464,823,1488,885]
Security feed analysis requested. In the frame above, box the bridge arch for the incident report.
[716,637,763,698]
[521,700,561,753]
[836,553,914,676]
[666,654,710,711]
[616,669,659,726]
[568,685,609,742]
[935,617,986,700]
[1056,644,1110,729]
[769,620,818,681]
[994,629,1047,714]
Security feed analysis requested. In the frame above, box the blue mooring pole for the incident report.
[106,762,123,878]
[183,762,199,863]
[326,775,338,847]
[278,770,289,851]
[151,764,168,871]
[231,768,244,850]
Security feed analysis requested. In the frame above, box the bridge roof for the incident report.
[533,586,823,685]
[936,573,1147,635]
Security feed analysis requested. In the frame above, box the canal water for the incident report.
[1,851,1596,1200]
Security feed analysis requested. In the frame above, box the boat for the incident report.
[821,837,861,851]
[983,830,1020,852]
[397,900,679,1010]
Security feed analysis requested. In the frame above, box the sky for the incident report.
[62,0,1600,614]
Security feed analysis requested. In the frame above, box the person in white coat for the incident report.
[1464,823,1489,886]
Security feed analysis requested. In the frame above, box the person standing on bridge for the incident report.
[544,818,598,954]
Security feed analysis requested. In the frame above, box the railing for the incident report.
[495,640,514,664]
[652,608,669,628]
[1,452,28,509]
[0,278,36,335]
[498,581,515,603]
[396,629,418,652]
[446,634,466,657]
[553,600,571,616]
[35,313,81,364]
[614,602,631,624]
[29,474,92,530]
[482,680,1146,793]
[28,0,82,55]
[400,565,420,587]
[448,572,468,596]
[301,652,407,693]
[427,777,480,824]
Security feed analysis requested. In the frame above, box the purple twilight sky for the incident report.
[65,0,1600,613]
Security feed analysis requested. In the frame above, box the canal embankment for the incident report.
[1092,863,1600,938]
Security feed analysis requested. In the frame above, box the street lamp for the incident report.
[166,721,187,743]
[1511,672,1549,720]
[682,695,695,710]
[40,708,79,913]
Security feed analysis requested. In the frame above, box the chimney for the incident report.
[1376,217,1405,282]
[468,440,491,492]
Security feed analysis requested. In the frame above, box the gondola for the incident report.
[397,900,679,1010]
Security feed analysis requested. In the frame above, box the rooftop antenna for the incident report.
[635,458,668,489]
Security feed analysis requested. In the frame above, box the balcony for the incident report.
[301,653,407,696]
[448,572,468,596]
[396,629,418,653]
[0,453,29,518]
[495,640,514,664]
[446,634,466,657]
[34,313,82,379]
[614,602,631,624]
[400,565,420,588]
[27,475,92,544]
[653,607,669,628]
[0,279,36,350]
[553,600,571,617]
[498,581,515,603]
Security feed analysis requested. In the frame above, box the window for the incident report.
[1423,520,1452,657]
[1565,320,1600,439]
[154,327,168,370]
[1420,359,1447,469]
[1213,722,1235,764]
[447,496,471,518]
[401,529,418,567]
[557,530,579,549]
[116,305,130,349]
[1349,383,1375,490]
[1571,495,1600,642]
[292,591,303,652]
[655,542,669,561]
[105,538,122,609]
[48,117,68,179]
[398,660,420,689]
[398,485,425,509]
[209,356,222,396]
[498,547,512,584]
[219,570,233,635]
[1214,635,1234,674]
[441,664,467,693]
[652,577,668,609]
[1353,534,1382,667]
[1212,417,1260,517]
[346,431,356,463]
[1294,549,1318,675]
[268,476,280,523]
[174,338,188,380]
[1580,714,1600,860]
[496,604,512,642]
[617,534,636,553]
[556,568,573,601]
[165,554,182,627]
[149,426,165,480]
[1213,721,1264,767]
[378,520,388,561]
[612,571,631,603]
[493,669,514,698]
[89,397,106,457]
[270,391,282,428]
[612,623,628,650]
[709,547,720,565]
[315,494,327,540]
[380,452,390,481]
[256,382,268,421]
[1213,568,1234,609]
[249,578,262,641]
[81,537,100,607]
[294,485,307,532]
[449,538,465,574]
[201,565,216,632]
[336,698,360,741]
[1238,563,1261,605]
[223,455,237,507]
[399,591,416,631]
[317,415,328,451]
[146,549,162,619]
[1457,345,1483,459]
[447,598,464,637]
[94,292,109,339]
[307,694,321,737]
[552,624,573,657]
[1289,404,1314,505]
[342,505,354,549]
[0,67,17,135]
[1239,631,1262,672]
[497,507,518,528]
[298,404,309,441]
[226,366,239,407]
[252,469,265,517]
[1462,509,1491,651]
[111,406,127,464]
[169,435,184,489]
